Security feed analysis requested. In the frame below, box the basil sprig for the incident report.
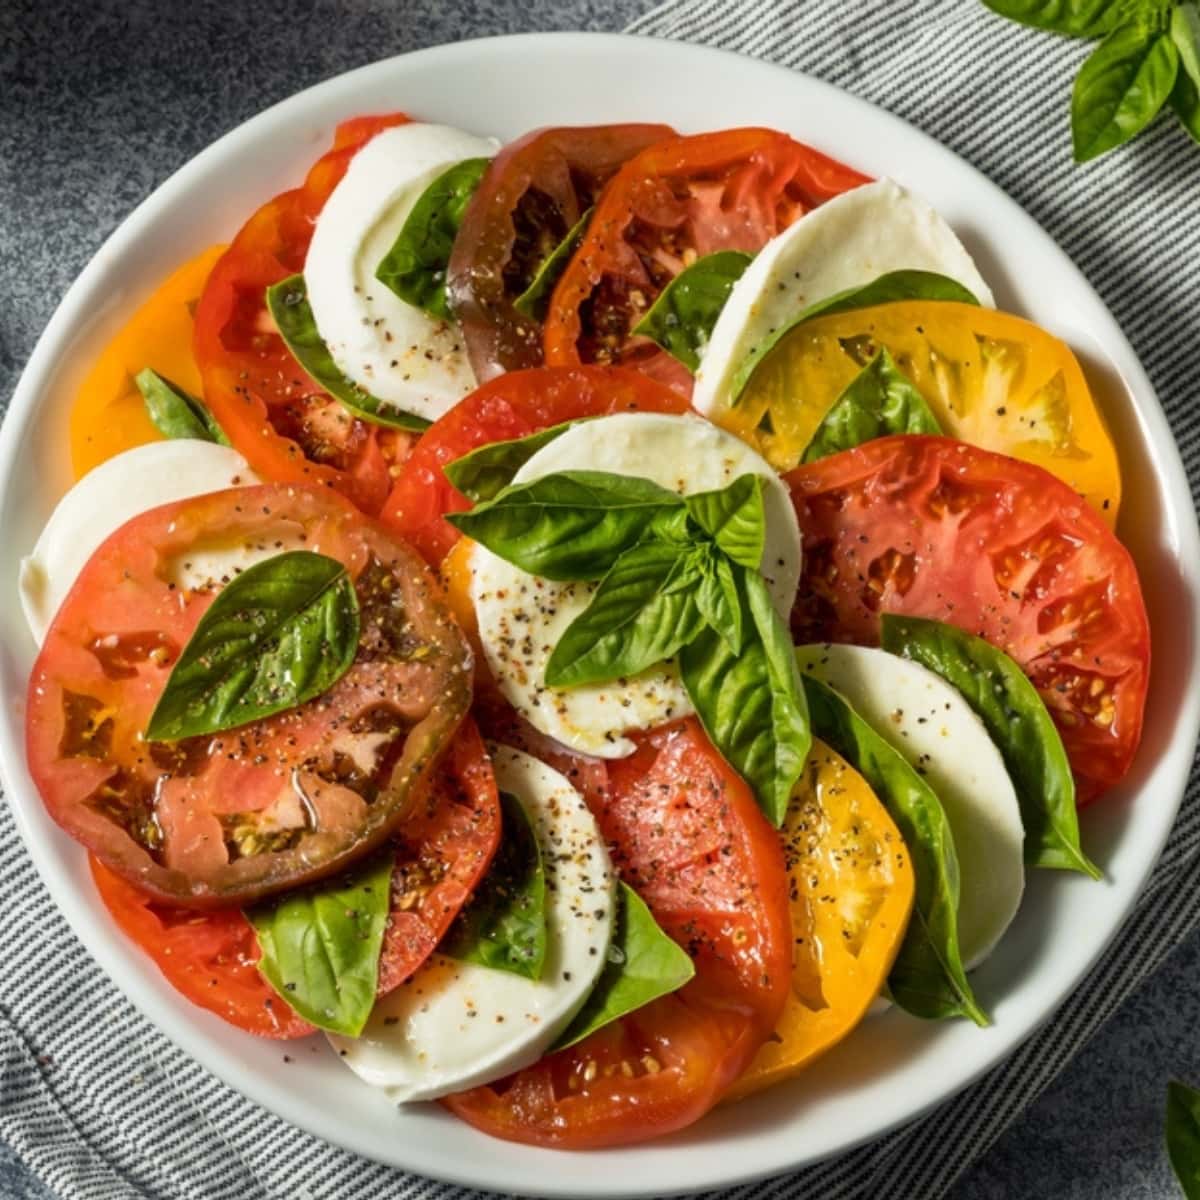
[136,368,229,445]
[146,550,360,741]
[443,420,582,502]
[513,207,594,321]
[1168,1079,1200,1198]
[1171,3,1200,140]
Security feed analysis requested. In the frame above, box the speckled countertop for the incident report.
[1,2,1197,1197]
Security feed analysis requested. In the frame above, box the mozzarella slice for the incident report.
[795,643,1024,970]
[470,412,803,757]
[19,440,259,645]
[329,744,614,1102]
[303,123,496,423]
[693,179,995,418]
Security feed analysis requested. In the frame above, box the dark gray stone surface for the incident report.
[0,2,1191,1197]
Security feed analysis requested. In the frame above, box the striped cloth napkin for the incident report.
[2,2,1198,1197]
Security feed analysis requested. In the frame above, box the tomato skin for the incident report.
[445,719,791,1148]
[381,365,689,566]
[192,113,412,515]
[785,435,1150,801]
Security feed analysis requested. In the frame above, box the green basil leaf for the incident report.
[265,275,430,432]
[136,368,230,445]
[249,850,393,1036]
[374,157,490,319]
[632,250,753,373]
[1171,3,1200,141]
[981,0,1151,37]
[731,270,981,403]
[553,882,694,1050]
[544,542,704,689]
[146,550,360,741]
[441,790,547,979]
[684,473,765,569]
[1072,20,1179,162]
[880,615,1100,879]
[800,673,987,1025]
[1168,1080,1200,1199]
[802,348,942,462]
[695,552,745,655]
[680,568,810,826]
[443,420,582,503]
[513,207,594,321]
[446,470,685,582]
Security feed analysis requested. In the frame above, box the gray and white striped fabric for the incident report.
[3,1,1198,1197]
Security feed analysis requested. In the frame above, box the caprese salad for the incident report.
[19,111,1150,1151]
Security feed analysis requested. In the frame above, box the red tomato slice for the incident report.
[446,124,674,380]
[26,483,472,908]
[193,113,413,515]
[445,718,792,1149]
[785,435,1150,802]
[543,128,869,394]
[381,365,689,567]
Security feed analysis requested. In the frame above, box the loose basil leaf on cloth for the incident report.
[880,614,1100,879]
[265,275,430,432]
[544,541,706,688]
[441,791,547,980]
[731,269,980,402]
[146,550,360,741]
[513,207,594,321]
[375,157,490,319]
[136,368,230,445]
[694,551,745,655]
[1172,3,1200,141]
[1168,1079,1200,1200]
[553,882,695,1051]
[981,0,1147,37]
[684,473,765,569]
[1072,19,1180,162]
[443,420,582,502]
[802,348,942,462]
[632,250,753,372]
[801,672,987,1026]
[250,850,393,1037]
[446,470,685,581]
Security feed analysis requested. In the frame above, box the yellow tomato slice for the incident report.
[726,738,914,1102]
[721,300,1122,525]
[69,245,226,480]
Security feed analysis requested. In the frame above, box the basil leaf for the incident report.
[632,250,753,373]
[1072,20,1179,162]
[374,157,490,319]
[1168,1080,1200,1200]
[802,349,942,463]
[544,542,705,689]
[800,673,987,1026]
[250,850,393,1037]
[265,275,429,432]
[441,791,547,979]
[684,473,765,569]
[1171,3,1200,142]
[553,882,694,1050]
[446,471,685,582]
[680,568,810,826]
[136,368,229,445]
[443,420,581,502]
[146,551,360,741]
[513,207,593,321]
[981,0,1149,37]
[879,615,1099,879]
[695,552,745,655]
[731,270,981,402]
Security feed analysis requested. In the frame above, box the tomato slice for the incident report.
[728,300,1123,525]
[381,365,689,567]
[192,113,413,515]
[786,435,1150,802]
[26,483,473,907]
[446,124,674,380]
[445,718,792,1148]
[543,128,869,394]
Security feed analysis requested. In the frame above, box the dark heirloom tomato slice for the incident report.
[446,123,674,380]
[27,483,472,909]
[543,127,870,394]
[445,719,792,1149]
[193,113,412,515]
[785,436,1150,802]
[381,365,689,567]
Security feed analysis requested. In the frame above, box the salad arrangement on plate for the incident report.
[18,112,1150,1150]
